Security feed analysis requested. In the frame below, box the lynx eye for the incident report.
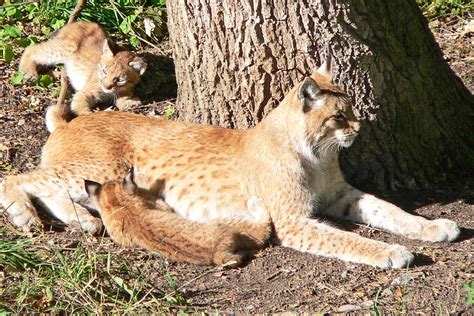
[333,113,346,121]
[116,77,127,85]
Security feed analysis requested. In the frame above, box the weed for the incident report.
[0,235,188,313]
[164,104,175,120]
[417,0,473,20]
[465,281,474,305]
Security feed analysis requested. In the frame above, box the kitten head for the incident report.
[286,46,360,160]
[97,40,147,95]
[84,168,138,212]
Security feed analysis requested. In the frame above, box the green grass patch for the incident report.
[417,0,473,19]
[0,235,188,313]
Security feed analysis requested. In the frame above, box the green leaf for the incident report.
[15,37,34,48]
[119,19,130,34]
[41,26,51,36]
[164,105,175,120]
[10,71,24,86]
[111,275,134,297]
[2,25,22,39]
[129,35,140,47]
[51,19,66,30]
[37,74,53,88]
[1,44,14,62]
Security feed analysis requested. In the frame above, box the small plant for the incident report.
[465,281,474,305]
[417,0,473,19]
[163,104,175,120]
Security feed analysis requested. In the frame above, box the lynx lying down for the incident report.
[0,52,460,268]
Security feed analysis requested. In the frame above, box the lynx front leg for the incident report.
[275,216,414,269]
[0,178,41,231]
[71,90,96,116]
[323,188,460,242]
[115,96,141,111]
[0,167,102,234]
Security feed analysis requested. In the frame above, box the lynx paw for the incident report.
[374,245,414,269]
[422,219,460,242]
[70,217,103,235]
[247,196,270,223]
[116,97,141,111]
[2,200,41,232]
[18,62,39,82]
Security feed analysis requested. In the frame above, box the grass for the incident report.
[0,227,188,313]
[417,0,473,19]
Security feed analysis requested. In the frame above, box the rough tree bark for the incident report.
[167,0,474,190]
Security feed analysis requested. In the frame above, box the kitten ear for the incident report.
[123,167,138,194]
[84,179,102,198]
[298,77,324,112]
[129,57,147,76]
[102,40,114,58]
[316,44,333,81]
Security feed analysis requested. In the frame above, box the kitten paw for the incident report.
[18,63,39,82]
[422,219,460,242]
[375,245,414,269]
[116,97,141,111]
[69,217,103,235]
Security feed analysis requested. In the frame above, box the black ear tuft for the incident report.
[84,179,102,197]
[298,77,323,112]
[129,57,147,76]
[123,167,138,193]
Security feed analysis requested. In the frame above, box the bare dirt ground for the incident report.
[0,17,473,313]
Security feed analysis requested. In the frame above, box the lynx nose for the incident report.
[103,82,114,90]
[351,121,361,133]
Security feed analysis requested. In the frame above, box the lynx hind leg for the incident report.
[19,40,72,81]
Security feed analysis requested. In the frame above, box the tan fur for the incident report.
[19,22,147,132]
[84,171,271,266]
[0,58,460,268]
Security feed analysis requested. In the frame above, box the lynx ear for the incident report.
[316,44,333,81]
[102,40,114,58]
[298,77,324,112]
[123,167,138,194]
[84,179,102,198]
[129,57,147,76]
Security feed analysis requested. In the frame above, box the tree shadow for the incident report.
[411,253,433,267]
[135,53,177,104]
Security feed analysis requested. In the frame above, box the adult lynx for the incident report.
[19,22,147,132]
[0,52,460,268]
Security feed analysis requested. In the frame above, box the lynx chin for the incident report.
[1,49,460,268]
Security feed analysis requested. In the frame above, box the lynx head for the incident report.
[84,168,138,213]
[286,47,360,160]
[97,40,147,95]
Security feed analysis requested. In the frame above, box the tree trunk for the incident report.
[167,0,474,190]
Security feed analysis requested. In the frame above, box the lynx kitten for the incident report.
[19,21,147,132]
[1,49,460,268]
[84,168,271,266]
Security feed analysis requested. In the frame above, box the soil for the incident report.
[0,16,473,314]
